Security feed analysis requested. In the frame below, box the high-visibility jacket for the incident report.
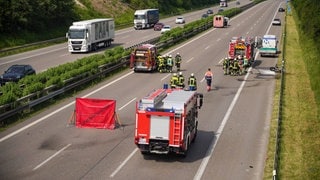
[188,77,197,87]
[170,76,179,87]
[178,75,184,86]
[167,58,173,66]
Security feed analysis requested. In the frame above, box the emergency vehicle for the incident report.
[213,15,229,28]
[130,44,158,72]
[134,88,203,156]
[228,36,255,63]
[221,37,257,75]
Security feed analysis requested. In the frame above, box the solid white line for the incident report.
[186,57,194,63]
[0,71,134,143]
[0,47,66,66]
[161,73,171,81]
[110,148,139,178]
[194,67,251,180]
[33,143,71,171]
[194,2,284,177]
[118,98,136,111]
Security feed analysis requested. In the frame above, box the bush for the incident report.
[22,82,45,96]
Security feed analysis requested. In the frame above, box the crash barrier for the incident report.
[0,1,257,122]
[0,37,66,53]
[272,11,287,180]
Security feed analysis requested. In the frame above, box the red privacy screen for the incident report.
[75,98,116,129]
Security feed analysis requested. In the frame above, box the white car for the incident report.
[272,18,281,26]
[161,25,171,33]
[175,16,185,24]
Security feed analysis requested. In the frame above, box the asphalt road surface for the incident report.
[0,0,286,179]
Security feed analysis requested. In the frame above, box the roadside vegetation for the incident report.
[0,0,220,50]
[264,0,320,179]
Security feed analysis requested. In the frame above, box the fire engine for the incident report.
[134,88,203,156]
[130,43,158,72]
[228,36,255,62]
[222,37,257,75]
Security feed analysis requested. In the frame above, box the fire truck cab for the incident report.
[135,89,203,156]
[130,44,158,72]
[228,36,255,63]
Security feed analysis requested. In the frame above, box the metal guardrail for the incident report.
[0,2,256,122]
[0,37,66,53]
[0,23,213,122]
[272,8,287,180]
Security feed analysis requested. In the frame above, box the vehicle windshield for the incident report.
[68,29,86,39]
[7,66,24,73]
[235,49,245,56]
[134,15,145,20]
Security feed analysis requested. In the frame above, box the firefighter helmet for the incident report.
[179,72,182,76]
[191,73,194,77]
[173,73,177,76]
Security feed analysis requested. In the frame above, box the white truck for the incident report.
[259,35,278,57]
[66,18,115,53]
[134,9,159,30]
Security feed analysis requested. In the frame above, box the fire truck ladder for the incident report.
[173,113,182,145]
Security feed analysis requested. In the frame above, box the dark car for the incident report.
[218,8,224,13]
[0,64,36,85]
[278,7,285,12]
[201,14,209,19]
[207,9,213,14]
[154,22,165,31]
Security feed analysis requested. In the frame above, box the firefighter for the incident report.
[233,58,240,75]
[223,58,229,75]
[170,73,179,88]
[177,71,185,88]
[166,54,174,72]
[157,55,166,73]
[204,68,213,91]
[175,53,182,71]
[229,59,234,75]
[188,73,197,91]
[243,57,249,74]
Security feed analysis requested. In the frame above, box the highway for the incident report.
[0,0,286,179]
[0,0,250,73]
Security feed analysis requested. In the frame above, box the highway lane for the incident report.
[0,0,286,179]
[0,0,251,73]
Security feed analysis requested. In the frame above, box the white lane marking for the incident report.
[0,47,66,66]
[194,2,284,178]
[194,66,251,180]
[205,45,210,50]
[216,38,221,42]
[186,57,194,63]
[161,73,171,81]
[3,26,221,142]
[110,148,139,178]
[33,143,71,171]
[118,98,136,111]
[0,71,134,143]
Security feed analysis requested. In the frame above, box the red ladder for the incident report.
[173,114,182,145]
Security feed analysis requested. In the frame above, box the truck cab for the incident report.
[259,35,278,57]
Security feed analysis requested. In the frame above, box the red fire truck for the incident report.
[228,36,255,63]
[134,88,203,156]
[130,43,158,72]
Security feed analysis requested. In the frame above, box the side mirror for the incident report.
[66,32,69,38]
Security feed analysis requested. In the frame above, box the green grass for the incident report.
[264,7,320,179]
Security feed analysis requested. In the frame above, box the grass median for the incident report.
[264,8,320,179]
